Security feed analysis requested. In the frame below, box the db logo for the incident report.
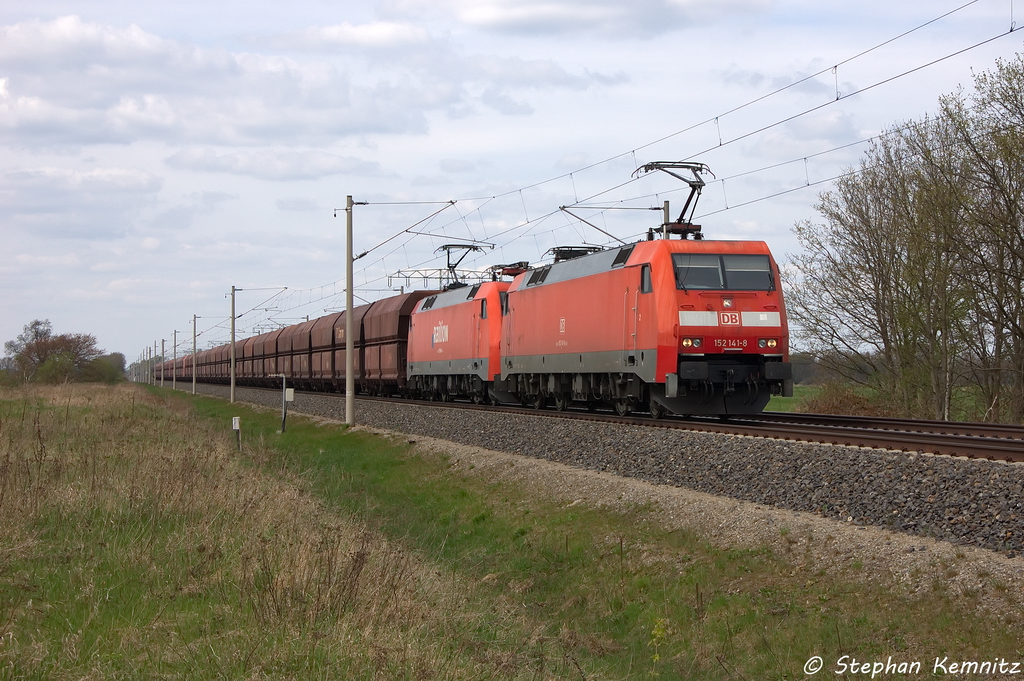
[720,312,740,326]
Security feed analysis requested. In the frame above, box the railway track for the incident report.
[724,411,1024,462]
[175,382,1024,463]
[313,391,1024,464]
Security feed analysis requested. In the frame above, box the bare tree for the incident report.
[788,127,970,418]
[788,54,1024,421]
[4,319,104,383]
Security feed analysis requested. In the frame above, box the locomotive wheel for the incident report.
[554,394,570,412]
[648,396,667,419]
[614,399,632,417]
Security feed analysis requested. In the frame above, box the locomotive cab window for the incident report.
[640,264,652,293]
[672,254,723,289]
[480,298,487,319]
[672,254,774,291]
[722,255,774,290]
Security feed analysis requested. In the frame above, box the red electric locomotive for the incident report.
[407,280,511,402]
[494,237,792,416]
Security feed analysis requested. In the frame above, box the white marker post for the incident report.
[283,387,294,432]
[232,416,241,451]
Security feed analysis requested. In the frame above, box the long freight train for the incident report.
[159,234,792,416]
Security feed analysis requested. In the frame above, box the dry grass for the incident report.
[0,384,550,679]
[11,383,1018,679]
[800,381,893,416]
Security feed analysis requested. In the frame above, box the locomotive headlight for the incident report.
[682,338,693,347]
[759,338,778,349]
[758,339,767,348]
[767,339,778,348]
[693,338,701,348]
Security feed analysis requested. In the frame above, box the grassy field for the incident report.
[764,384,819,412]
[1,383,1021,678]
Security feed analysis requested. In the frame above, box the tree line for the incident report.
[2,320,125,385]
[788,55,1024,422]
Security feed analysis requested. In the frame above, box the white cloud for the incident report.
[147,191,236,231]
[106,278,145,292]
[0,16,619,149]
[473,56,589,90]
[15,252,81,267]
[479,88,532,115]
[439,158,476,173]
[276,197,321,211]
[0,16,430,146]
[260,21,431,50]
[0,166,162,238]
[165,148,386,180]
[380,0,771,36]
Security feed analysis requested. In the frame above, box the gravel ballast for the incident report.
[185,384,1024,556]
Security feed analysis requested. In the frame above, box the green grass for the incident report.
[765,383,820,412]
[0,385,526,678]
[188,389,1024,679]
[3,383,1022,679]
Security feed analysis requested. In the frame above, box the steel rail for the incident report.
[738,411,1024,441]
[190,384,1024,463]
[343,395,1024,463]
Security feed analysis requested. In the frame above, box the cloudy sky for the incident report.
[1,0,1020,363]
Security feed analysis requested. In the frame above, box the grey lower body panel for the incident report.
[501,349,658,383]
[409,357,489,382]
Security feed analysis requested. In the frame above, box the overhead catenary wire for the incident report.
[577,112,980,210]
[447,0,990,205]
[282,19,1017,312]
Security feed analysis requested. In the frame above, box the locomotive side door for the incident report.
[621,267,635,374]
[626,264,649,354]
[626,263,656,377]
